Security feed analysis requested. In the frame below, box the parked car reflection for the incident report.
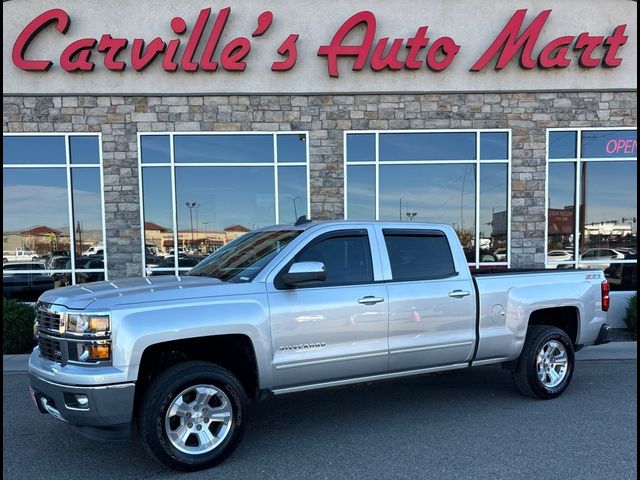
[3,262,54,302]
[149,255,200,275]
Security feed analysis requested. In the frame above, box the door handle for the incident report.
[358,296,385,305]
[448,290,471,298]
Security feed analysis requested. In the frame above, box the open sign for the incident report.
[605,139,637,155]
[581,130,638,158]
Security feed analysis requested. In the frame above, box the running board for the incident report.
[272,363,469,395]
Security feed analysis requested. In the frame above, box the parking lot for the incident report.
[3,360,637,480]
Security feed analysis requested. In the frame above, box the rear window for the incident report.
[383,230,456,281]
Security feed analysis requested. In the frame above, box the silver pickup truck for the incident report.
[29,220,611,471]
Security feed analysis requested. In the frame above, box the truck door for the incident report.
[377,227,476,371]
[267,226,388,389]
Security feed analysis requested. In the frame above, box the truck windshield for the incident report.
[187,229,301,282]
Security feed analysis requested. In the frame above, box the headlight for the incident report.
[65,313,110,336]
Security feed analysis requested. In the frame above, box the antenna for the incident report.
[294,215,311,226]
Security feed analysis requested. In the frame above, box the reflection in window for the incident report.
[347,134,375,162]
[277,134,307,163]
[548,131,577,159]
[379,132,476,161]
[379,164,476,257]
[546,129,637,292]
[142,168,173,269]
[346,165,376,220]
[2,134,106,296]
[547,163,575,263]
[278,167,308,224]
[141,135,171,163]
[579,162,637,257]
[70,136,100,164]
[345,130,510,266]
[174,135,273,163]
[71,169,104,259]
[479,164,508,253]
[3,136,66,165]
[480,132,509,160]
[140,132,309,276]
[175,167,275,233]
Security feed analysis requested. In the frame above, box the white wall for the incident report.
[3,0,637,95]
[608,291,636,328]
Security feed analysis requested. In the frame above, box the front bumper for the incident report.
[594,323,612,346]
[29,373,135,441]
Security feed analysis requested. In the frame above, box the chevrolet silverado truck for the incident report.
[29,220,611,471]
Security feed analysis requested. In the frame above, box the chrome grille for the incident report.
[38,335,63,363]
[36,303,62,334]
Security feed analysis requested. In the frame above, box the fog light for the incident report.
[64,393,89,410]
[76,344,111,362]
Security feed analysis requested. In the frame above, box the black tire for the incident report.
[512,325,575,400]
[138,361,248,471]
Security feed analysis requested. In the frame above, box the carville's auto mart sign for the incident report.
[3,0,637,95]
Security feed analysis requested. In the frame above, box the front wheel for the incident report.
[138,361,248,471]
[512,326,575,399]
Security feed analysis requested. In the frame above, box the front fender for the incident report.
[111,294,273,389]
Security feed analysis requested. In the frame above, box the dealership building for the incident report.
[2,0,637,325]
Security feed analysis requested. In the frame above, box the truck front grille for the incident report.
[36,303,62,334]
[38,336,63,363]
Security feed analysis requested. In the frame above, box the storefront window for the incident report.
[139,132,309,276]
[345,130,511,267]
[2,134,106,301]
[546,129,637,291]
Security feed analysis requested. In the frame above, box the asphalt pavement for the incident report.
[3,359,637,480]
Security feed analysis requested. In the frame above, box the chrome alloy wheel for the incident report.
[164,384,233,455]
[536,340,569,388]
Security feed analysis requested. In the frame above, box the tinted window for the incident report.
[277,134,307,163]
[347,134,375,162]
[480,132,509,160]
[141,135,171,163]
[174,135,273,163]
[70,136,100,164]
[295,233,373,286]
[3,136,66,164]
[549,131,577,159]
[384,232,456,280]
[379,132,476,161]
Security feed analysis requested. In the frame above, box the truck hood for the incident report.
[38,276,259,310]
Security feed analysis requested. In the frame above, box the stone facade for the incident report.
[3,92,637,277]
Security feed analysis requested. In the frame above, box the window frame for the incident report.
[138,131,311,276]
[545,127,637,269]
[343,129,512,269]
[2,132,108,284]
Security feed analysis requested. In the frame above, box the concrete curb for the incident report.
[4,342,636,373]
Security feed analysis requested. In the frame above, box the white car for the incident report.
[579,248,627,270]
[82,243,104,256]
[3,249,39,263]
[493,248,507,261]
[547,250,574,263]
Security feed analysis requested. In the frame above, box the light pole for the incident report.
[203,221,210,251]
[186,202,199,245]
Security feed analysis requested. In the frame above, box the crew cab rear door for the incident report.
[376,227,476,371]
[266,225,388,389]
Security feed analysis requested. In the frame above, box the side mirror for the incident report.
[282,261,326,286]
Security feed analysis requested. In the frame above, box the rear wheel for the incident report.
[139,361,248,471]
[512,326,575,399]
